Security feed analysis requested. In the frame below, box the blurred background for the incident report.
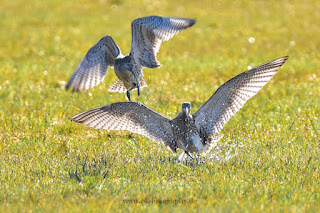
[0,0,319,211]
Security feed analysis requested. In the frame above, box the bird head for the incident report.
[182,102,191,118]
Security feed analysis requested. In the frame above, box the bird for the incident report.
[66,16,196,101]
[69,56,289,161]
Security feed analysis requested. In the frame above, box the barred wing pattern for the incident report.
[108,78,148,93]
[69,102,176,151]
[66,36,121,91]
[130,16,196,68]
[193,56,289,136]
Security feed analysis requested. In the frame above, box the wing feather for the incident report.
[66,36,121,91]
[193,56,289,136]
[130,16,195,68]
[69,102,175,151]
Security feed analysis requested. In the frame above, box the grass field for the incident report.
[0,0,319,212]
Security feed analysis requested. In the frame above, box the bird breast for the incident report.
[176,134,203,154]
[114,58,142,84]
[171,117,204,154]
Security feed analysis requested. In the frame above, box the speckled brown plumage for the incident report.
[66,16,196,101]
[69,56,289,161]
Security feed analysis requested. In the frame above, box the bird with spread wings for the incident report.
[66,16,196,101]
[70,56,288,161]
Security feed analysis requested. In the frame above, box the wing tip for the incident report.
[188,19,196,27]
[65,75,75,91]
[272,55,289,69]
[277,55,289,64]
[65,81,77,92]
[180,17,196,28]
[249,55,289,72]
[69,115,87,124]
[65,84,71,91]
[65,84,82,93]
[69,113,81,122]
[280,55,289,62]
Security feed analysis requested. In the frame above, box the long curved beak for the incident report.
[185,107,189,116]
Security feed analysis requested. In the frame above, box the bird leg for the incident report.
[178,151,194,163]
[185,151,194,160]
[137,84,140,96]
[127,83,139,102]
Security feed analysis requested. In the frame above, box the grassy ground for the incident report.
[0,0,319,212]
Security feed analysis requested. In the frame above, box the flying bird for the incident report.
[66,16,196,101]
[69,56,289,161]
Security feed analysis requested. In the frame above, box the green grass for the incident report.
[0,0,319,212]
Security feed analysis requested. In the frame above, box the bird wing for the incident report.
[193,56,289,136]
[130,16,195,68]
[69,102,176,151]
[66,36,121,91]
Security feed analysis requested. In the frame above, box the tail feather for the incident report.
[108,80,127,93]
[108,79,148,93]
[139,78,148,88]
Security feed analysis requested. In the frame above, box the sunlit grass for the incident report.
[0,0,319,212]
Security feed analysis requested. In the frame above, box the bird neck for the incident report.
[181,111,191,122]
[115,54,130,64]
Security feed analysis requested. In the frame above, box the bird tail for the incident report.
[139,78,148,89]
[108,80,127,93]
[108,78,148,93]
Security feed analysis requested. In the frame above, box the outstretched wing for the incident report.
[69,102,176,152]
[193,56,289,136]
[130,16,195,68]
[66,36,121,92]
